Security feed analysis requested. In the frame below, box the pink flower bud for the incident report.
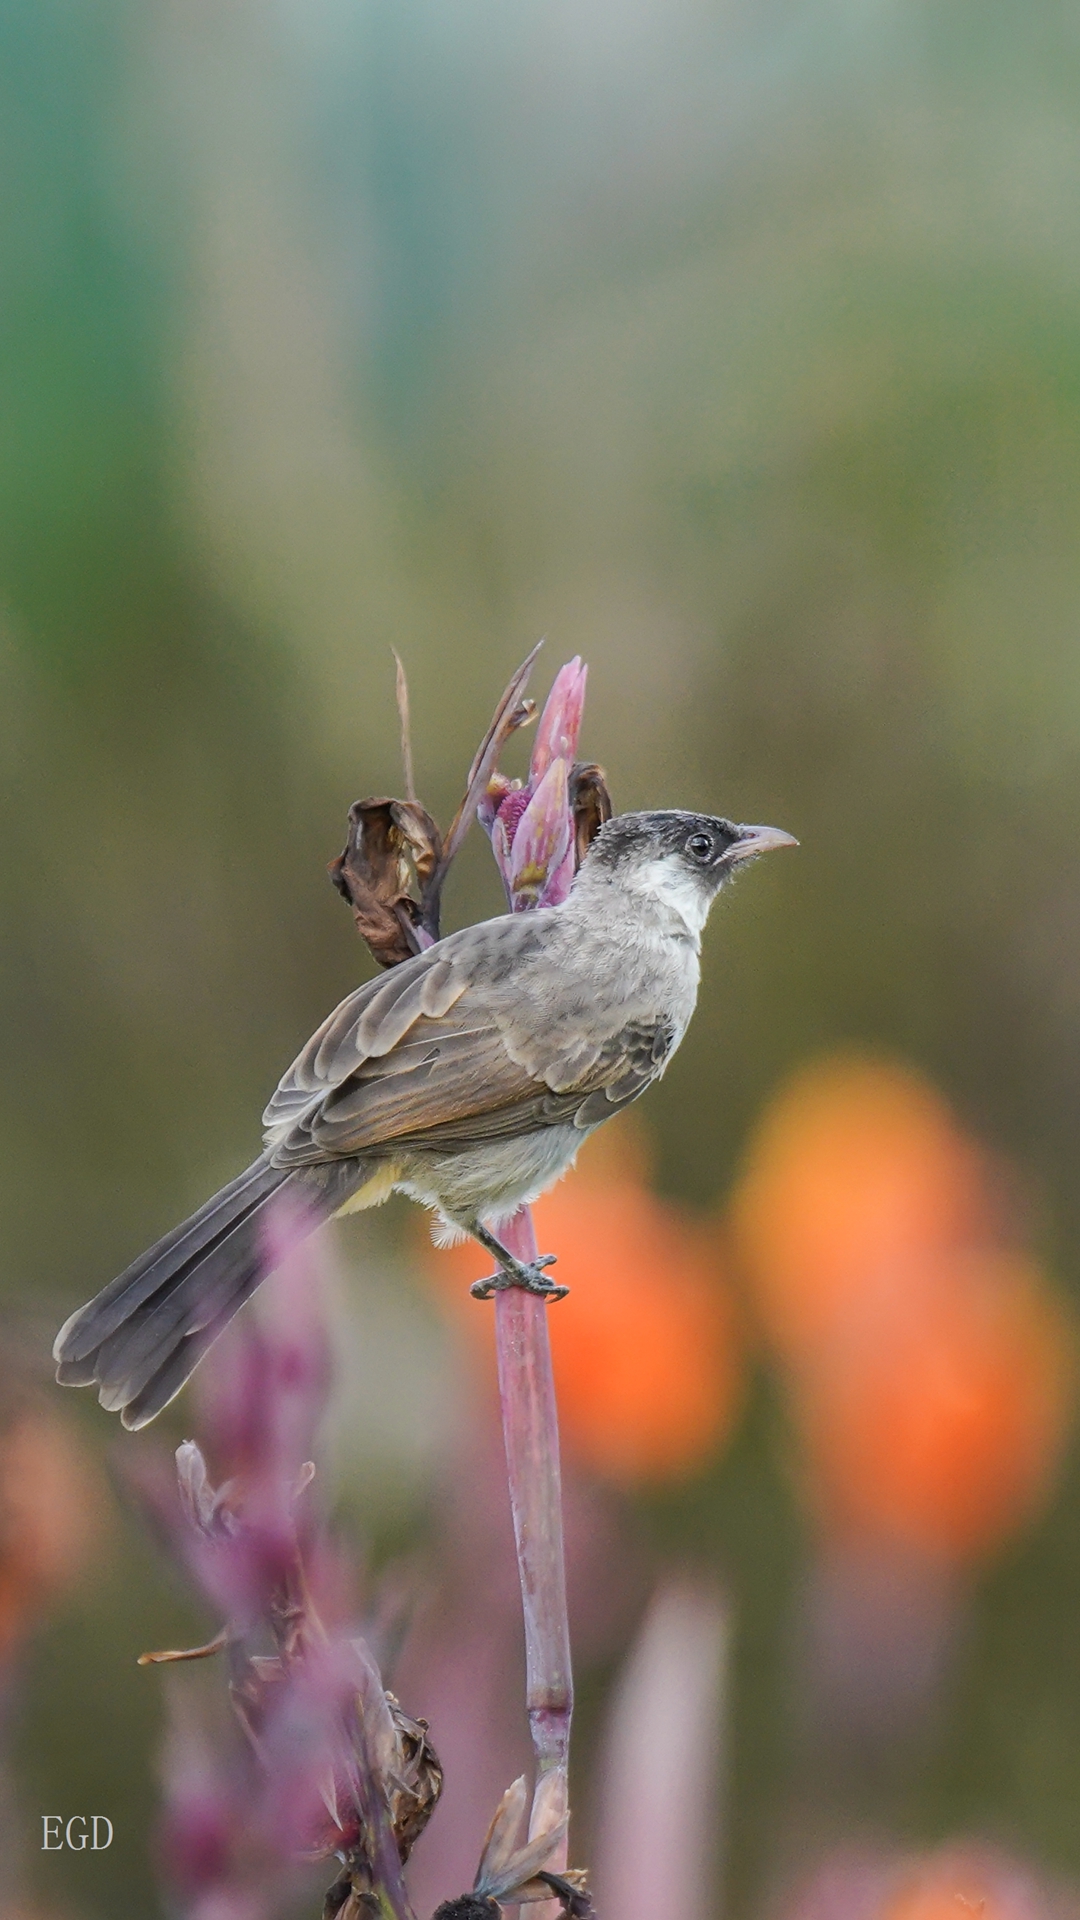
[507,759,573,911]
[536,840,576,910]
[530,658,587,783]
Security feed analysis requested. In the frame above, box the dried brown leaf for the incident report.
[331,645,553,962]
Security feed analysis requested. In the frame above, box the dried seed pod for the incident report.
[330,646,545,964]
[382,1694,444,1862]
[329,797,443,967]
[430,1900,501,1920]
[536,1869,596,1917]
[569,762,613,869]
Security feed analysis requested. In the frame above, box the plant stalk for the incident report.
[493,1205,573,1891]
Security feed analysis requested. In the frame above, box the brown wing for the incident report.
[385,1013,678,1148]
[262,922,677,1169]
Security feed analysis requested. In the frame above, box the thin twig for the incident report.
[408,641,542,947]
[392,649,417,804]
[137,1629,229,1667]
[437,639,544,875]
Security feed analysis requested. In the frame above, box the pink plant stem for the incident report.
[493,1205,573,1879]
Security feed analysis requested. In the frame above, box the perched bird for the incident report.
[54,809,795,1427]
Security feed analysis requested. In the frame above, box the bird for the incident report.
[54,809,796,1428]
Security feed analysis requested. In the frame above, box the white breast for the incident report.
[396,1125,590,1240]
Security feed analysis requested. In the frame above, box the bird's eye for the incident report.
[686,831,714,861]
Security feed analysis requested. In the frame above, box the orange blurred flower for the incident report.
[880,1847,1052,1920]
[424,1121,741,1486]
[798,1250,1073,1561]
[732,1057,992,1361]
[786,1841,1066,1920]
[732,1056,1075,1565]
[886,1887,992,1920]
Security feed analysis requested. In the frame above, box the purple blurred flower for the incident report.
[130,1199,440,1920]
[167,1195,335,1624]
[480,658,587,912]
[200,1193,332,1497]
[156,1642,385,1920]
[114,1216,328,1640]
[158,1689,274,1920]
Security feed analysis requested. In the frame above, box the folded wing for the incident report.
[263,921,677,1166]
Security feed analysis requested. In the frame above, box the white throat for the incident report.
[628,857,712,942]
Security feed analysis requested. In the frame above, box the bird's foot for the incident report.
[470,1254,568,1302]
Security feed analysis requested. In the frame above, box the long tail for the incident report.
[53,1154,364,1430]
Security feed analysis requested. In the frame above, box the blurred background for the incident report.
[4,0,1080,1914]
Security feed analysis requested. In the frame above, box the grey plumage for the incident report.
[53,809,795,1426]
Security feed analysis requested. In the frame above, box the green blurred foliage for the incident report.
[5,0,1080,1913]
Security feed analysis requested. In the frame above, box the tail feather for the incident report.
[91,1204,281,1390]
[54,1353,101,1388]
[117,1296,260,1431]
[55,1156,285,1363]
[93,1225,269,1406]
[53,1154,367,1428]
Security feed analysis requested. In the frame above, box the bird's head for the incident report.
[579,808,797,938]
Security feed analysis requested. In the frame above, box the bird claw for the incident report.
[470,1255,567,1302]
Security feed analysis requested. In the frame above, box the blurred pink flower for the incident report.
[158,1689,275,1920]
[156,1639,397,1920]
[592,1578,729,1920]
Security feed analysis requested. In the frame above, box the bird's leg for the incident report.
[468,1220,568,1302]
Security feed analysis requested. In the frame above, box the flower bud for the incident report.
[529,658,587,782]
[507,759,573,910]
